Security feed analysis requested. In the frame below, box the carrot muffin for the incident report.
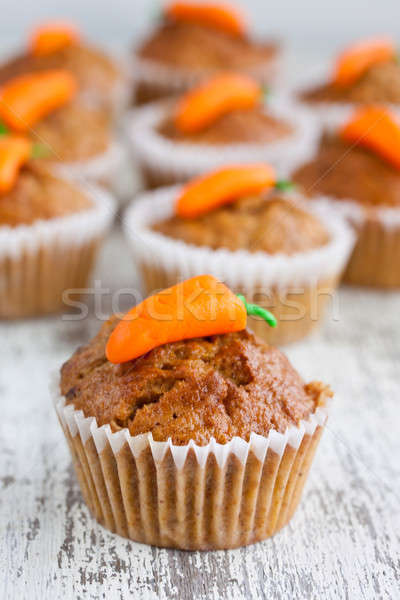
[0,138,114,318]
[129,73,317,187]
[298,36,400,126]
[55,274,331,549]
[124,165,354,345]
[0,21,126,115]
[0,70,123,188]
[132,2,279,104]
[293,106,400,287]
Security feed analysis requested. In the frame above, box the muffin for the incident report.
[55,274,332,550]
[0,140,115,318]
[132,1,279,104]
[0,21,126,116]
[123,165,354,345]
[293,105,400,287]
[0,69,124,189]
[297,36,400,127]
[128,73,318,187]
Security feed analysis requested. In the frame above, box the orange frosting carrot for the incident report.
[333,37,396,87]
[30,21,80,56]
[165,2,246,37]
[341,106,400,170]
[0,135,32,194]
[106,275,247,364]
[175,73,261,134]
[0,70,77,132]
[176,164,276,218]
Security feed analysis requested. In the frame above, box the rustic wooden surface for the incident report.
[1,228,399,600]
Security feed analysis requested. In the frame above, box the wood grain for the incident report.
[1,230,399,600]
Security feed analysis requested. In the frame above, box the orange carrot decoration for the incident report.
[341,106,400,170]
[333,37,396,87]
[0,135,32,194]
[0,70,77,132]
[165,2,246,37]
[175,73,261,134]
[30,21,80,56]
[176,164,276,218]
[106,275,247,364]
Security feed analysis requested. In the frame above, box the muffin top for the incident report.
[33,102,111,161]
[0,162,92,227]
[60,318,328,445]
[137,21,277,72]
[153,193,330,253]
[0,44,120,97]
[293,132,400,207]
[302,61,400,105]
[158,106,292,145]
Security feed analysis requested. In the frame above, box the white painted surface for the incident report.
[1,228,399,599]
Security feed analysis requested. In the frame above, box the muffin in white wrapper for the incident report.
[123,186,355,345]
[290,106,400,288]
[126,97,318,187]
[296,193,400,288]
[0,180,115,318]
[131,54,281,106]
[282,66,400,130]
[54,385,330,550]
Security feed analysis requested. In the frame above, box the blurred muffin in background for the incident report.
[0,21,127,117]
[293,106,400,287]
[128,72,318,188]
[298,36,400,127]
[124,165,354,346]
[0,136,114,318]
[0,69,124,188]
[132,1,280,104]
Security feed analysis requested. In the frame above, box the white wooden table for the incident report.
[1,228,399,599]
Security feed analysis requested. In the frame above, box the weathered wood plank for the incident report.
[1,232,399,600]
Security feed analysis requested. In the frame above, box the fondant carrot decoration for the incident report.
[341,106,400,170]
[106,275,276,364]
[0,135,32,194]
[0,70,77,132]
[176,164,276,218]
[165,2,246,37]
[333,37,396,87]
[175,73,261,134]
[30,21,80,56]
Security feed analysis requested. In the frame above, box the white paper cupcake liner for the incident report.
[0,179,116,318]
[123,185,355,289]
[300,194,400,287]
[126,96,319,183]
[53,139,126,192]
[54,382,330,549]
[131,53,281,104]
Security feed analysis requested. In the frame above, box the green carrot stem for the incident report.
[31,143,51,159]
[0,122,9,136]
[275,179,296,192]
[237,294,277,328]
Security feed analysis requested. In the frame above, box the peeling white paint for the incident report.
[0,232,399,599]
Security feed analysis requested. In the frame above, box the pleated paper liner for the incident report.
[0,181,115,318]
[123,187,355,345]
[131,55,281,105]
[301,196,400,288]
[55,389,330,550]
[127,97,318,188]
